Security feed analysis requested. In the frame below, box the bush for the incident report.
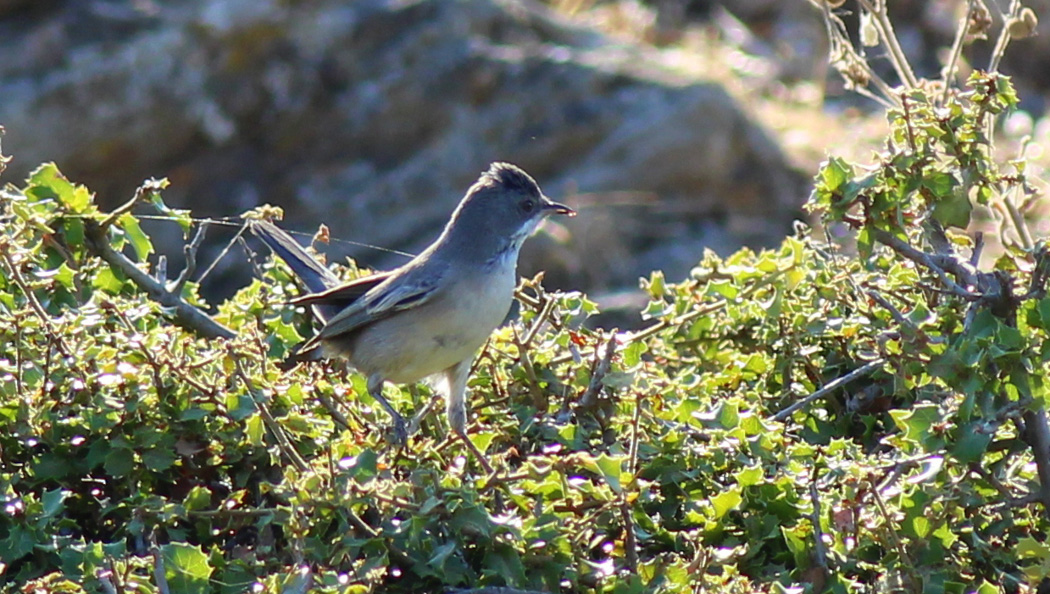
[2,4,1049,594]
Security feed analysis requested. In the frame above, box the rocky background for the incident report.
[1,0,1047,325]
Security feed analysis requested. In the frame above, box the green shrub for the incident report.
[2,7,1050,594]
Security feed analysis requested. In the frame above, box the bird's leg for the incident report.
[445,359,470,436]
[406,390,442,436]
[367,374,407,446]
[444,359,494,474]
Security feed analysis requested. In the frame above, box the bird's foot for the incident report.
[406,394,442,436]
[388,414,409,447]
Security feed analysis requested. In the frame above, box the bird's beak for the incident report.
[543,200,576,217]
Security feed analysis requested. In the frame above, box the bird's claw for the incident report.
[388,415,409,447]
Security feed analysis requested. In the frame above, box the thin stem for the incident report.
[941,0,979,104]
[857,0,918,89]
[773,359,885,422]
[870,482,920,591]
[1004,186,1034,251]
[988,0,1022,72]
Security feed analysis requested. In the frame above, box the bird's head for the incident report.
[446,162,574,260]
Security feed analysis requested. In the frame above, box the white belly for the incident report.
[346,262,516,383]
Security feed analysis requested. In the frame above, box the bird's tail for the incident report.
[249,220,342,322]
[249,220,337,292]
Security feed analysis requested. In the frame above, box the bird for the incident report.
[250,162,575,462]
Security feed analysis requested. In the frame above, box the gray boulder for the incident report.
[0,0,806,305]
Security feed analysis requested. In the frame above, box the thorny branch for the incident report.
[577,332,618,413]
[84,218,236,340]
[172,222,209,293]
[232,356,309,472]
[773,359,885,422]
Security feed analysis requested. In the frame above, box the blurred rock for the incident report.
[0,0,806,307]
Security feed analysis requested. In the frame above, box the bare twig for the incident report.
[578,332,618,412]
[150,534,171,594]
[988,0,1022,72]
[522,294,558,347]
[809,476,829,573]
[940,0,979,104]
[773,359,884,422]
[448,589,553,594]
[1021,407,1050,511]
[84,221,235,339]
[969,462,1017,501]
[1004,187,1035,251]
[628,391,643,475]
[617,269,789,352]
[866,290,915,332]
[856,0,918,89]
[281,566,313,594]
[233,357,309,472]
[317,391,353,432]
[816,0,898,108]
[0,125,8,176]
[172,222,209,293]
[874,452,946,493]
[869,481,920,591]
[98,178,167,231]
[197,220,248,285]
[513,327,544,406]
[0,248,80,363]
[623,298,727,346]
[186,507,280,518]
[96,569,120,594]
[620,500,638,573]
[989,491,1040,513]
[1023,242,1050,300]
[458,432,496,475]
[872,230,980,300]
[970,233,984,267]
[12,314,24,395]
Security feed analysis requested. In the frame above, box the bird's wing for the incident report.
[306,262,448,346]
[291,272,392,311]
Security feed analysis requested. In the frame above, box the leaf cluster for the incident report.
[2,34,1050,594]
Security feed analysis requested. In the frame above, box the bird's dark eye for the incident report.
[521,199,536,214]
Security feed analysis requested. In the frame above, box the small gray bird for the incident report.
[251,163,574,453]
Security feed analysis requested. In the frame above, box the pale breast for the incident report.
[343,260,517,384]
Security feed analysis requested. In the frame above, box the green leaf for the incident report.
[246,414,265,446]
[428,541,458,570]
[644,270,665,298]
[118,213,154,261]
[890,403,943,448]
[581,453,625,494]
[52,263,77,289]
[911,515,931,538]
[857,227,874,260]
[931,188,972,229]
[710,488,742,519]
[819,157,851,195]
[161,543,213,594]
[623,340,647,367]
[717,400,740,429]
[183,486,213,512]
[41,488,68,520]
[734,465,764,487]
[26,163,92,212]
[93,266,128,294]
[104,448,136,478]
[922,172,954,197]
[143,447,177,472]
